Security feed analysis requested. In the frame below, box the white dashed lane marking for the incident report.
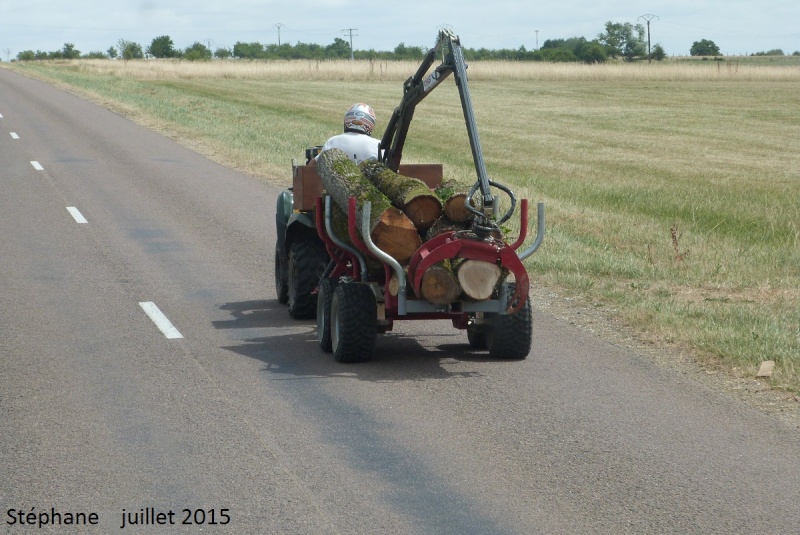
[10,132,19,139]
[139,301,184,339]
[66,206,88,224]
[31,161,44,170]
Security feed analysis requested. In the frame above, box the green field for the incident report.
[5,59,799,391]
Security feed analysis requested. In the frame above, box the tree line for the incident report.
[11,22,800,63]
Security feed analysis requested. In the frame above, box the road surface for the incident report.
[1,68,798,534]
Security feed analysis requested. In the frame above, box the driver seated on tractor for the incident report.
[309,103,380,165]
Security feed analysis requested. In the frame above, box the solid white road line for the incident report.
[10,132,19,139]
[31,161,44,170]
[139,301,184,339]
[66,206,88,224]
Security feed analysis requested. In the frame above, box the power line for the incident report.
[639,14,658,63]
[341,28,357,60]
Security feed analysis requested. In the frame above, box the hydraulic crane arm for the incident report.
[379,29,516,225]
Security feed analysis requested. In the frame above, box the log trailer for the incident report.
[275,29,544,362]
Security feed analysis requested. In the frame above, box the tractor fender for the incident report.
[284,211,320,255]
[276,190,295,258]
[276,190,294,226]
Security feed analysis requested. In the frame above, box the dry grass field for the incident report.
[6,59,799,393]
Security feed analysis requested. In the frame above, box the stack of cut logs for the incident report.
[317,148,504,305]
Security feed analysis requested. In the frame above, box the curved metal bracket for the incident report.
[519,202,545,261]
[324,196,368,281]
[360,202,409,315]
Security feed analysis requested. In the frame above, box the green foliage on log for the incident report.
[434,178,475,223]
[360,161,441,215]
[318,148,420,264]
[317,149,395,236]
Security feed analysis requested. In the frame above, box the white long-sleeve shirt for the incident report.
[316,132,381,164]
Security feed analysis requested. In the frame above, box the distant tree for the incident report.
[751,49,784,56]
[233,41,264,59]
[62,43,81,59]
[352,48,381,60]
[650,43,667,61]
[326,37,351,59]
[532,36,604,63]
[83,51,108,59]
[542,37,582,55]
[17,50,36,61]
[794,51,800,56]
[469,47,494,60]
[148,35,178,58]
[536,48,578,62]
[280,42,325,59]
[214,47,232,59]
[393,42,425,60]
[118,39,144,60]
[266,43,296,59]
[623,25,646,61]
[184,42,211,61]
[598,21,645,60]
[690,39,721,56]
[107,46,118,59]
[578,41,607,63]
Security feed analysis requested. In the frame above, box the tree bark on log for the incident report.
[360,161,442,231]
[318,149,421,265]
[435,179,475,223]
[424,215,468,242]
[419,262,461,305]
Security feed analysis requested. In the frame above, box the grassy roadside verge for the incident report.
[4,59,799,393]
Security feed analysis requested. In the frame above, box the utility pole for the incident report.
[275,23,284,46]
[638,14,658,63]
[342,28,358,60]
[535,30,539,50]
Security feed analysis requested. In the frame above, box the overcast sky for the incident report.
[2,0,798,60]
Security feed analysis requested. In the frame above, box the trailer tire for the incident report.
[487,284,532,360]
[288,239,328,319]
[316,278,338,352]
[466,327,488,349]
[331,283,376,363]
[275,244,289,305]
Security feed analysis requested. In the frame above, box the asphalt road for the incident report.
[1,68,798,534]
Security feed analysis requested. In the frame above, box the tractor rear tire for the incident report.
[275,244,289,305]
[288,239,328,319]
[486,284,532,360]
[331,283,376,363]
[317,278,338,352]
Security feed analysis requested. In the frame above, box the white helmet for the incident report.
[344,103,376,136]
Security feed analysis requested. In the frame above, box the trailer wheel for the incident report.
[486,284,532,360]
[331,283,376,363]
[316,278,338,352]
[275,244,289,305]
[288,239,328,319]
[466,327,488,349]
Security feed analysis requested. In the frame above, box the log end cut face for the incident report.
[372,207,423,265]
